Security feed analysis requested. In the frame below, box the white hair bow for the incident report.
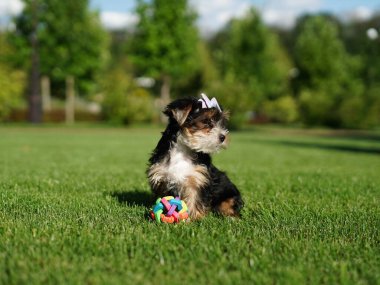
[198,93,221,112]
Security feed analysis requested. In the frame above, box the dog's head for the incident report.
[164,95,229,154]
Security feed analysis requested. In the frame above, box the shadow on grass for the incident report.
[252,139,380,155]
[321,132,380,143]
[109,190,153,207]
[240,127,380,143]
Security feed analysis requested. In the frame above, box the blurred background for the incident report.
[0,0,379,129]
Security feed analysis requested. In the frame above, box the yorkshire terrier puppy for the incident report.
[147,94,244,220]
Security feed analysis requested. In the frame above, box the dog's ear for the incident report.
[222,110,230,121]
[164,98,194,126]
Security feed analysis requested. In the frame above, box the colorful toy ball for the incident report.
[149,196,189,223]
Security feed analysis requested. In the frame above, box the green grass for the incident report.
[0,126,379,285]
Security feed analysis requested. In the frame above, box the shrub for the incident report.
[0,67,25,121]
[124,88,157,124]
[102,86,156,125]
[298,89,337,127]
[262,96,298,123]
[362,86,380,128]
[338,96,366,129]
[101,65,156,125]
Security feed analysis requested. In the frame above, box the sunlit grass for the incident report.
[0,126,379,284]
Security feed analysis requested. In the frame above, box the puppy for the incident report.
[147,94,243,220]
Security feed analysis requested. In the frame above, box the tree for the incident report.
[12,0,108,121]
[294,15,363,127]
[132,0,199,105]
[209,8,292,126]
[211,9,291,106]
[341,14,380,127]
[39,0,108,95]
[10,0,42,122]
[342,13,380,88]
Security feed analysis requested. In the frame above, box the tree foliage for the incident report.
[294,15,363,127]
[208,8,292,126]
[2,1,380,128]
[341,14,380,127]
[0,33,26,120]
[132,0,199,102]
[211,9,291,107]
[12,0,109,96]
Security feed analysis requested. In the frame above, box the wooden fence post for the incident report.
[41,76,51,111]
[65,76,75,124]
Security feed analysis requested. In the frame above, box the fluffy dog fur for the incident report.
[147,97,244,219]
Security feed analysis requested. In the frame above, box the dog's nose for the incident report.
[219,134,226,142]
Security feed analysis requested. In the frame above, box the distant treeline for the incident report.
[0,0,379,128]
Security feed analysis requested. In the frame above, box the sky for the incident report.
[90,0,380,32]
[1,0,380,33]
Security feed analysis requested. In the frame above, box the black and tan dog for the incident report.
[147,94,243,220]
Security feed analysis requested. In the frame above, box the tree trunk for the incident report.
[161,75,171,104]
[28,0,42,123]
[65,76,75,124]
[41,76,51,111]
[160,75,171,123]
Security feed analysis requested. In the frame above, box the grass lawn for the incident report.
[0,126,379,284]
